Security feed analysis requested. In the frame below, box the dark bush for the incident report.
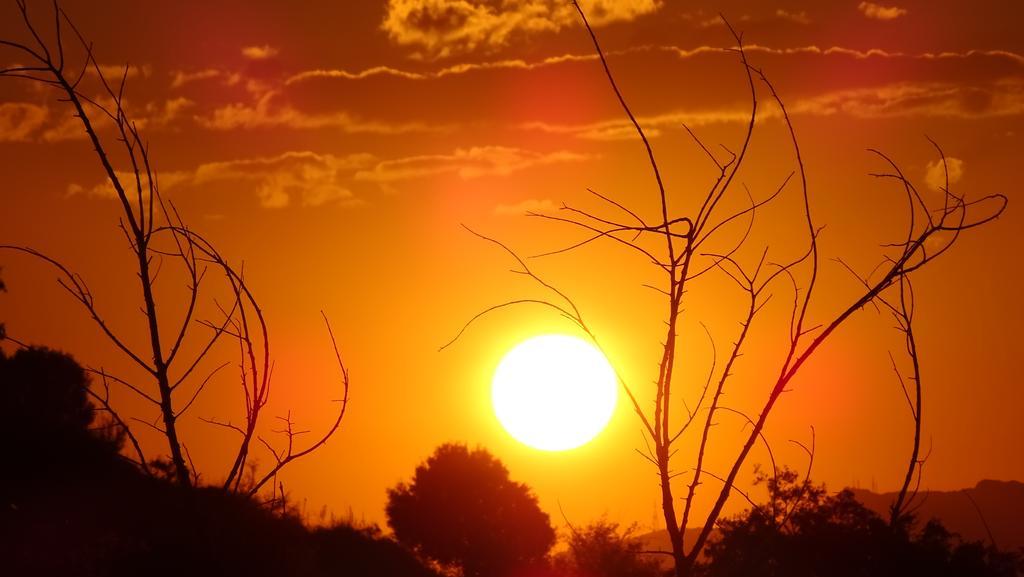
[387,443,556,577]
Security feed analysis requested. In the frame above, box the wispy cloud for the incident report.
[170,68,226,89]
[521,106,767,140]
[522,119,670,140]
[197,90,451,134]
[0,102,48,142]
[858,1,908,21]
[1,92,199,142]
[668,44,1024,65]
[381,0,661,58]
[39,115,88,142]
[88,63,151,80]
[792,80,1024,119]
[39,95,123,141]
[69,151,376,209]
[523,79,1024,139]
[286,52,595,84]
[241,45,280,60]
[355,146,593,182]
[67,147,587,208]
[287,44,1024,88]
[775,9,811,25]
[140,97,195,128]
[925,157,964,191]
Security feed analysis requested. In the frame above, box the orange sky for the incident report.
[1,0,1021,532]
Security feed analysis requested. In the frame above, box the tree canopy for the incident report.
[386,443,556,577]
[0,346,123,475]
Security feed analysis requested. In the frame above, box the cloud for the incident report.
[241,45,280,60]
[381,0,661,58]
[696,16,725,28]
[141,97,195,128]
[522,119,670,140]
[171,68,224,89]
[68,147,587,207]
[87,63,151,80]
[355,146,593,182]
[792,80,1024,119]
[40,93,189,140]
[858,2,907,21]
[523,79,1024,141]
[925,157,964,191]
[681,10,754,28]
[197,90,451,134]
[41,114,91,142]
[69,151,376,209]
[574,0,661,24]
[286,52,596,84]
[775,9,811,24]
[65,170,192,200]
[494,198,558,216]
[0,96,184,143]
[181,151,374,208]
[0,102,48,142]
[521,105,770,140]
[669,43,1024,64]
[287,44,1024,89]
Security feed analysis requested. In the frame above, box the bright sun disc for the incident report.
[492,335,617,451]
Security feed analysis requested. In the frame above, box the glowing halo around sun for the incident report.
[491,334,618,451]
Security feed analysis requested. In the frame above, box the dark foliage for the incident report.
[387,443,556,577]
[5,474,442,577]
[0,346,436,577]
[553,519,663,577]
[701,468,1022,577]
[0,346,124,477]
[310,523,442,577]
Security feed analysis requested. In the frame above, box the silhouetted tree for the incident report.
[445,3,1007,576]
[0,346,124,477]
[553,519,663,577]
[701,468,1021,577]
[387,443,556,577]
[0,1,349,494]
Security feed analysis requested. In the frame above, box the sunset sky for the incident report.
[1,0,1021,531]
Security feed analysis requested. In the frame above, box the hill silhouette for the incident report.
[638,480,1024,558]
[851,480,1024,553]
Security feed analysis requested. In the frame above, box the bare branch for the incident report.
[245,312,350,495]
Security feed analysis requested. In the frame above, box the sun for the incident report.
[491,334,618,451]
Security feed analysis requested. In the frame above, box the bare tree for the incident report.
[446,3,1006,576]
[0,1,349,496]
[839,257,926,526]
[885,276,925,526]
[0,268,6,340]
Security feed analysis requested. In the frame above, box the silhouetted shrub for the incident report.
[387,443,556,577]
[0,345,437,577]
[0,346,124,478]
[553,519,663,577]
[701,468,1022,577]
[310,523,442,577]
